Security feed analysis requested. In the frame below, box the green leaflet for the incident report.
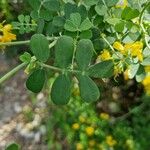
[79,18,93,31]
[5,143,20,150]
[95,4,107,16]
[83,0,99,6]
[64,13,81,32]
[77,74,100,102]
[51,74,71,105]
[55,36,74,68]
[121,7,140,20]
[135,65,146,82]
[88,60,114,78]
[128,63,140,79]
[105,0,119,7]
[43,0,60,12]
[76,39,94,71]
[30,34,50,62]
[26,69,46,93]
[141,56,150,66]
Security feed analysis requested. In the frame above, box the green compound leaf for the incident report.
[51,74,71,105]
[88,60,114,78]
[76,39,94,71]
[30,34,50,62]
[55,36,74,68]
[5,143,20,150]
[121,7,140,20]
[19,52,31,63]
[77,75,100,102]
[26,69,46,93]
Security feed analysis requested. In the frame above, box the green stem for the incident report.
[139,2,150,50]
[0,37,57,47]
[101,0,119,40]
[0,62,27,85]
[101,34,122,59]
[139,2,150,25]
[40,63,62,72]
[71,31,79,70]
[0,40,30,46]
[40,63,81,74]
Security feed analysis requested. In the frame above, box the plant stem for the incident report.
[0,40,30,46]
[139,2,150,24]
[0,37,57,47]
[101,34,122,59]
[0,62,27,85]
[139,1,150,49]
[40,63,62,72]
[40,63,81,74]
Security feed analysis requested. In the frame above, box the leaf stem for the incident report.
[0,62,27,85]
[0,37,57,47]
[40,63,81,74]
[139,1,150,49]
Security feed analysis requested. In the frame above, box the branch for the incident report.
[0,36,57,47]
[139,1,150,50]
[0,62,27,85]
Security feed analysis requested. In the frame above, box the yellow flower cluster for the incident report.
[97,49,112,61]
[89,140,96,147]
[76,143,84,150]
[116,0,128,9]
[142,76,150,95]
[85,126,95,136]
[0,23,16,43]
[113,41,143,62]
[141,66,150,95]
[72,123,80,130]
[100,113,110,120]
[106,135,117,147]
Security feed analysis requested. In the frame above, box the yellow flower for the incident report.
[72,123,80,130]
[0,24,16,43]
[100,113,110,120]
[113,41,125,54]
[89,140,96,147]
[123,69,129,80]
[116,0,128,9]
[132,41,143,50]
[145,66,150,73]
[97,49,112,61]
[124,41,143,62]
[85,126,95,136]
[76,143,84,150]
[142,76,150,95]
[79,115,86,123]
[114,65,123,78]
[106,135,117,147]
